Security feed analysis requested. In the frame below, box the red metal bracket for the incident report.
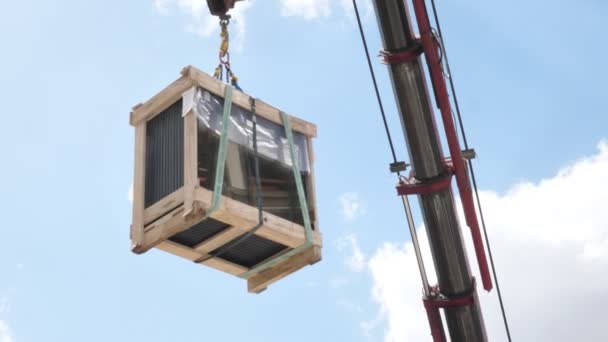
[380,42,424,64]
[410,0,493,292]
[423,278,478,342]
[396,173,453,196]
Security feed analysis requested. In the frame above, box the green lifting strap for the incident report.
[207,85,234,216]
[239,111,314,279]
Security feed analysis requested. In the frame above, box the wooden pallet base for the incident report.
[133,186,322,293]
[156,240,321,294]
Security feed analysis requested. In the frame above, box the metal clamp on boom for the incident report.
[396,167,454,196]
[380,40,424,64]
[423,278,480,342]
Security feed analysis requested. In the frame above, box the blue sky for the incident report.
[1,0,607,341]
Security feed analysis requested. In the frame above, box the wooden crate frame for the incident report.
[130,65,322,293]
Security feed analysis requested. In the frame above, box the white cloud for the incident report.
[340,192,365,221]
[338,0,373,19]
[153,0,371,49]
[278,0,331,19]
[278,0,373,20]
[367,140,608,341]
[154,0,253,50]
[329,275,350,289]
[367,239,434,342]
[0,297,8,314]
[337,298,364,313]
[0,320,13,342]
[154,0,173,14]
[360,311,384,338]
[337,234,366,272]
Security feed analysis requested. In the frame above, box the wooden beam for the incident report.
[131,123,147,251]
[138,205,206,253]
[156,241,247,276]
[194,187,322,248]
[202,257,249,277]
[130,76,193,126]
[156,240,201,259]
[305,137,320,232]
[182,65,318,138]
[193,226,245,254]
[247,245,322,293]
[182,87,199,217]
[143,187,184,225]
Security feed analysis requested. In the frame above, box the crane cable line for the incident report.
[351,0,400,168]
[427,1,513,340]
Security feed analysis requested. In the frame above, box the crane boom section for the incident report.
[371,1,489,341]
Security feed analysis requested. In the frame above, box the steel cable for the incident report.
[352,0,400,168]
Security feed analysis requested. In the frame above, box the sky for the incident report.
[0,0,607,341]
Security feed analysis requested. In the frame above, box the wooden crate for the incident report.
[130,65,322,293]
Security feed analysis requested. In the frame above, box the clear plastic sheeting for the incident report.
[194,87,310,173]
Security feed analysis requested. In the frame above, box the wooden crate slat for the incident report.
[247,245,321,293]
[305,138,319,231]
[143,187,185,225]
[130,76,194,125]
[157,241,247,276]
[131,122,147,249]
[193,227,245,254]
[183,88,199,217]
[138,205,206,253]
[182,65,317,137]
[195,187,322,248]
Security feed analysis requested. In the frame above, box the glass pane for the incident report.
[195,88,314,228]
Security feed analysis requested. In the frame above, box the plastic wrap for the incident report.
[194,88,310,173]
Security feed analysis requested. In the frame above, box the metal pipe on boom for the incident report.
[370,1,488,341]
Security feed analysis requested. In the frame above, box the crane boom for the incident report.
[371,0,490,341]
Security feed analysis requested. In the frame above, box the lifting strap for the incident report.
[196,96,266,263]
[281,110,314,243]
[238,111,314,279]
[250,98,265,230]
[207,85,233,216]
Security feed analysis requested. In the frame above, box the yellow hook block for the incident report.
[220,24,230,55]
